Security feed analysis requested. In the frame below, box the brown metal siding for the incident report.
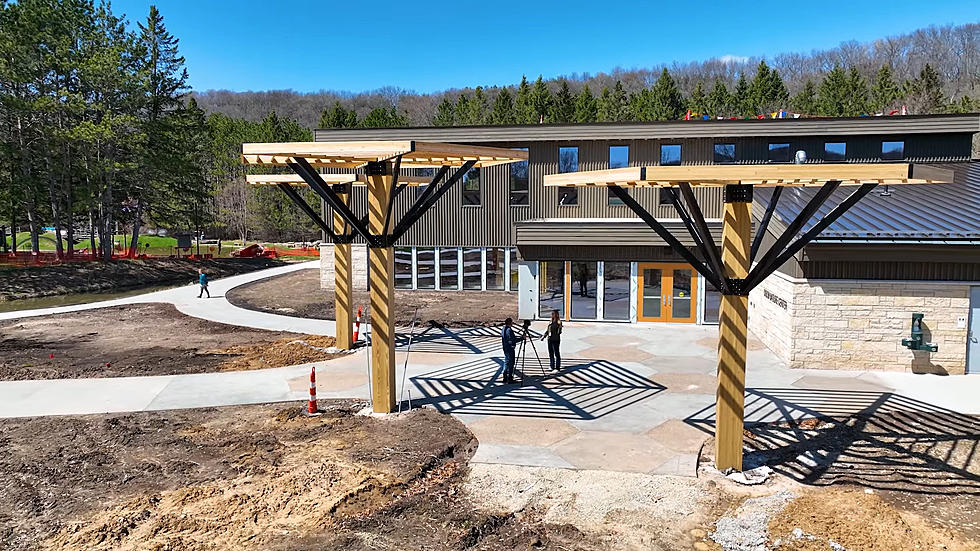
[801,261,980,280]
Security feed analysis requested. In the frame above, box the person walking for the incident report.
[197,268,210,298]
[540,310,562,372]
[501,317,518,384]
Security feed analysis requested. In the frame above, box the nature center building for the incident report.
[314,114,980,375]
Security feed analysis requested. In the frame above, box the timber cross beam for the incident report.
[545,162,954,471]
[242,140,527,413]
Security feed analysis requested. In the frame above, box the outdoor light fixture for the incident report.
[901,313,938,352]
[794,150,807,164]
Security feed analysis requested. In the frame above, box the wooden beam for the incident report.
[246,173,431,186]
[334,186,354,351]
[367,165,396,413]
[242,141,527,169]
[715,187,752,472]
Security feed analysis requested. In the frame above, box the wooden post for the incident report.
[333,185,354,350]
[715,184,752,471]
[366,163,396,413]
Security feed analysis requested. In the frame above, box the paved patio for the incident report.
[2,263,978,477]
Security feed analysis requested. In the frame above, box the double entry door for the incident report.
[637,263,697,323]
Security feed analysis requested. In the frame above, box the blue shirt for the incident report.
[501,325,517,352]
[199,273,208,285]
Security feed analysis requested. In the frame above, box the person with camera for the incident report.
[500,317,518,384]
[540,309,562,372]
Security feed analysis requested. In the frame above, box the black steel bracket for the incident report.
[750,185,783,262]
[725,278,750,296]
[724,184,753,203]
[275,182,348,243]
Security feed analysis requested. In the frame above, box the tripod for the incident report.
[516,320,547,385]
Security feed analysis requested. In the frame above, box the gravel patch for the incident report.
[710,491,794,551]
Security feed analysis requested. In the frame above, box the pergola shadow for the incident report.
[408,357,665,419]
[387,323,540,355]
[685,388,980,495]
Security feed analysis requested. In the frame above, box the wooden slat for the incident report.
[246,174,431,186]
[242,140,528,169]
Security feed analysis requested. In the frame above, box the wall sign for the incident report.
[764,289,788,310]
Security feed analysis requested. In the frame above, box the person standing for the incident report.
[540,310,563,372]
[501,317,518,384]
[197,268,210,298]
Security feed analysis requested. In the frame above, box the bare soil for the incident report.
[0,304,344,380]
[226,268,518,327]
[0,402,605,551]
[0,257,284,301]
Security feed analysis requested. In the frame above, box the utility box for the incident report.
[901,313,938,352]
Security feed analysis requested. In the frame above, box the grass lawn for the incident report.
[3,232,317,259]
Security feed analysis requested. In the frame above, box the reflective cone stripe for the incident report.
[308,366,318,413]
[353,305,363,342]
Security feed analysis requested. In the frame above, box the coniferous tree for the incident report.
[707,79,732,117]
[908,64,945,114]
[750,61,789,114]
[597,81,629,122]
[573,85,597,123]
[597,87,614,121]
[817,64,850,116]
[687,81,709,116]
[628,89,656,121]
[733,73,752,116]
[529,75,552,123]
[358,106,408,128]
[649,68,684,120]
[455,94,471,124]
[432,97,455,126]
[467,86,489,125]
[792,80,818,114]
[319,101,357,128]
[549,79,575,123]
[845,67,870,115]
[514,75,534,124]
[870,65,901,113]
[489,88,517,125]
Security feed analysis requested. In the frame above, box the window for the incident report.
[509,148,529,205]
[394,247,413,289]
[881,140,905,160]
[768,143,791,163]
[659,187,677,205]
[439,248,458,290]
[602,262,630,320]
[462,248,482,289]
[660,144,681,166]
[416,247,435,289]
[539,261,564,318]
[558,146,578,206]
[714,143,736,164]
[703,283,721,324]
[462,167,480,206]
[415,168,436,197]
[485,248,506,290]
[509,248,519,291]
[608,146,629,205]
[570,262,597,319]
[824,142,846,161]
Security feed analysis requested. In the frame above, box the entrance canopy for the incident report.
[242,140,527,169]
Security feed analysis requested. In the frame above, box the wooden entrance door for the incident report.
[637,263,698,323]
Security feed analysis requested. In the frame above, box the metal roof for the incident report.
[754,161,980,242]
[316,113,980,143]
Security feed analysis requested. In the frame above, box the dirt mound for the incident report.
[215,334,345,371]
[769,488,978,551]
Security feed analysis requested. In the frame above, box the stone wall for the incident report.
[750,270,973,375]
[319,244,368,291]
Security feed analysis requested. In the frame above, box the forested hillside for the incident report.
[194,22,980,128]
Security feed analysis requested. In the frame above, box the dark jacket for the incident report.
[501,325,517,352]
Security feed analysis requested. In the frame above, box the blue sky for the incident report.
[113,0,979,94]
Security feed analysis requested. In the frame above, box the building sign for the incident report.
[764,289,788,310]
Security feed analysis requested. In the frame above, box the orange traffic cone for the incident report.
[307,366,318,414]
[352,306,363,342]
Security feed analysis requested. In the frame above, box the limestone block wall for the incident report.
[319,244,368,291]
[750,269,972,375]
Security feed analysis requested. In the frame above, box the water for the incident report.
[0,283,180,313]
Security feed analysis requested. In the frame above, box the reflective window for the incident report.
[603,262,630,321]
[416,247,435,289]
[394,247,413,289]
[509,249,519,291]
[486,248,506,290]
[881,141,905,160]
[509,148,529,205]
[660,144,681,166]
[538,261,565,318]
[768,143,791,163]
[462,248,482,289]
[415,168,436,197]
[608,145,629,205]
[462,167,481,206]
[824,142,846,161]
[714,143,736,163]
[703,282,721,324]
[439,248,458,290]
[570,262,597,319]
[558,146,578,206]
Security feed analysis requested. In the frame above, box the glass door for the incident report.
[637,263,698,323]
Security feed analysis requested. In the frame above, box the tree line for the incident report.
[0,1,320,258]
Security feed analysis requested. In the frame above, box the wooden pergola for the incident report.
[242,141,528,414]
[544,162,952,471]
